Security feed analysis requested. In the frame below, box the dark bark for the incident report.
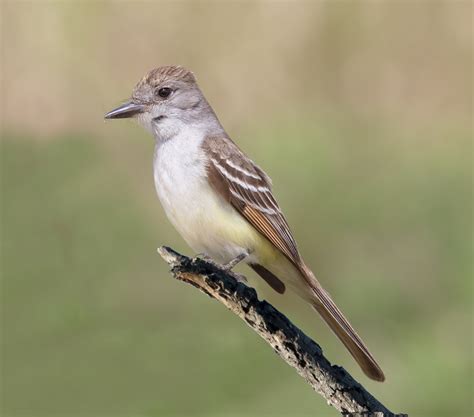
[158,246,407,417]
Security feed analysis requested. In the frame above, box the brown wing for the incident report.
[203,136,386,382]
[203,136,302,268]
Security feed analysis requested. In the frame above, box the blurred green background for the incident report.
[1,1,472,416]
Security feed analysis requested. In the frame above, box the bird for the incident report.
[105,65,385,382]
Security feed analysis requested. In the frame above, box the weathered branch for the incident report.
[158,246,406,417]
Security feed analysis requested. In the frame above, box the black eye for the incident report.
[157,87,172,98]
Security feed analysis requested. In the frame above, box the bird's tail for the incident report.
[300,264,385,382]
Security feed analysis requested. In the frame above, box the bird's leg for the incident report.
[223,251,249,271]
[222,251,252,284]
[195,251,251,284]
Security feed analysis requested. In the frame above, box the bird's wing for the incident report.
[202,136,385,382]
[202,136,302,268]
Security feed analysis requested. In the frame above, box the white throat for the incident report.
[152,120,208,181]
[152,123,209,248]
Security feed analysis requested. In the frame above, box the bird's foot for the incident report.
[195,253,214,263]
[195,252,248,284]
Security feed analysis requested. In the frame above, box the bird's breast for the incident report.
[152,133,262,263]
[153,133,208,231]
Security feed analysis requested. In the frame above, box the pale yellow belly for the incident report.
[163,179,274,264]
[154,149,307,297]
[163,185,308,295]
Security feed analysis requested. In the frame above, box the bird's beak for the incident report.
[104,101,145,119]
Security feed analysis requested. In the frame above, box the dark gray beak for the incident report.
[104,101,145,119]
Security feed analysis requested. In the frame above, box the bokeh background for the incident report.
[1,1,472,416]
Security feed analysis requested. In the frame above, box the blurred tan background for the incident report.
[1,1,472,417]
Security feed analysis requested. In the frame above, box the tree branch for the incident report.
[157,246,406,417]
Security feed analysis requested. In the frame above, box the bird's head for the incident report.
[105,65,214,138]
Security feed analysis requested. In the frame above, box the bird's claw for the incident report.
[194,253,248,284]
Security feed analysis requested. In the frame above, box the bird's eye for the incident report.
[157,87,172,98]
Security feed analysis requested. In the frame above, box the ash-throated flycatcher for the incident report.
[105,65,385,382]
